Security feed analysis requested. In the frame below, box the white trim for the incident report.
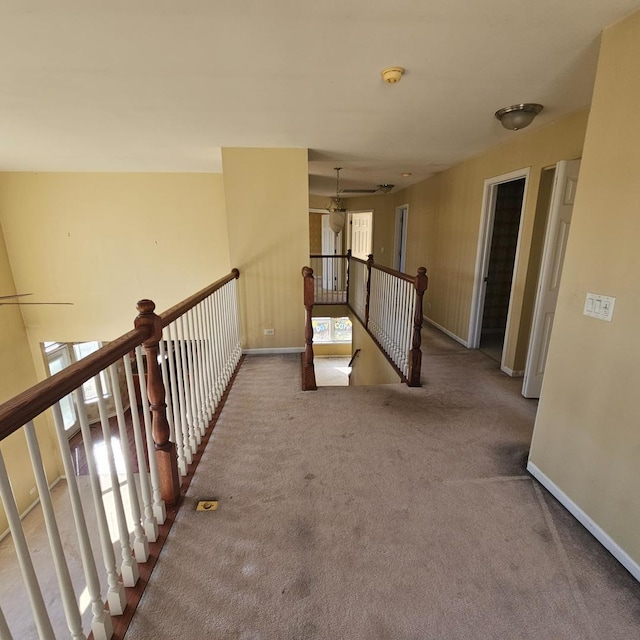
[242,347,305,355]
[500,366,525,377]
[309,207,328,214]
[423,316,469,347]
[468,168,531,351]
[527,461,640,583]
[0,475,65,543]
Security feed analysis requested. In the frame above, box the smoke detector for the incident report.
[381,67,405,84]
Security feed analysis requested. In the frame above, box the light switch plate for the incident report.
[584,293,615,322]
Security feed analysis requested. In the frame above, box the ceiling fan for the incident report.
[0,293,73,306]
[340,182,395,195]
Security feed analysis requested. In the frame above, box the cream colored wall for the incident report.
[223,148,309,349]
[530,9,640,567]
[0,173,231,344]
[349,317,401,386]
[0,226,62,535]
[394,111,589,371]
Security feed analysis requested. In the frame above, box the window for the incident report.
[44,340,110,434]
[311,317,352,343]
[73,341,111,402]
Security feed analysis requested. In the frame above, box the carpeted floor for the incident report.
[125,326,640,639]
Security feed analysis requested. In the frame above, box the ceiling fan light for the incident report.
[495,103,543,131]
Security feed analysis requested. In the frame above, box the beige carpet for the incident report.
[126,327,640,639]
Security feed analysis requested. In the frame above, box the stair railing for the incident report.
[0,268,241,640]
[302,254,428,388]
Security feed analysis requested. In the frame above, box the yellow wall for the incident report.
[530,9,640,567]
[0,173,231,344]
[350,317,402,386]
[223,148,309,349]
[392,111,589,371]
[0,226,62,535]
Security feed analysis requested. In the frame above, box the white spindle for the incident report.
[135,346,166,524]
[94,376,139,588]
[0,450,55,639]
[158,340,175,443]
[24,421,86,640]
[180,315,200,451]
[50,404,113,640]
[122,355,158,542]
[165,323,189,475]
[211,291,224,402]
[171,322,193,466]
[0,605,13,640]
[74,390,126,616]
[190,306,207,430]
[108,365,149,563]
[203,297,216,413]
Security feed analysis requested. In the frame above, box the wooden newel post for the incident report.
[135,299,181,505]
[408,267,429,387]
[365,253,374,328]
[301,267,317,391]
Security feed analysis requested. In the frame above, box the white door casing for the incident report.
[321,214,343,291]
[522,159,581,398]
[468,168,530,357]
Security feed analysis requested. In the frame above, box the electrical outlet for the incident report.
[264,328,275,336]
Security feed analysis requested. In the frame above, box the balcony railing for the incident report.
[0,269,241,639]
[302,253,428,389]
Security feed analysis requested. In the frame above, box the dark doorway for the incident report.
[479,178,526,362]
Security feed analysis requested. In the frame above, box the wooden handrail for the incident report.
[160,268,240,327]
[348,255,414,284]
[0,328,149,442]
[0,269,241,444]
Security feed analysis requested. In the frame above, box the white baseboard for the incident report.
[527,461,640,583]
[0,475,65,543]
[242,347,304,355]
[423,316,469,347]
[501,365,525,377]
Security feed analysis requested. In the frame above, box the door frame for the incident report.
[394,204,409,272]
[468,167,530,373]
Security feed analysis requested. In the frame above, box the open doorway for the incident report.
[469,169,529,368]
[394,205,408,272]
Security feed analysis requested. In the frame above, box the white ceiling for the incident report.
[0,1,639,196]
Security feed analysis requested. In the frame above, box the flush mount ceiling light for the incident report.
[381,66,405,84]
[495,103,543,131]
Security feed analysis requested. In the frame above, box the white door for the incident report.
[394,205,408,272]
[522,159,581,398]
[350,212,373,260]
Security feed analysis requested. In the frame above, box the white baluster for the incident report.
[203,296,217,412]
[231,279,242,363]
[135,346,166,524]
[122,355,158,542]
[24,421,86,640]
[180,315,200,451]
[94,376,139,587]
[198,301,214,420]
[50,404,113,640]
[170,322,193,466]
[0,605,14,640]
[108,364,149,563]
[165,324,189,475]
[158,340,175,443]
[189,307,207,431]
[74,390,126,616]
[212,290,224,401]
[0,450,55,639]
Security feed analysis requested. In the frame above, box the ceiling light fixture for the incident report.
[377,184,394,194]
[401,172,412,178]
[326,167,347,235]
[495,103,543,131]
[381,66,405,84]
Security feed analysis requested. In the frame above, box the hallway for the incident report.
[125,326,640,639]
